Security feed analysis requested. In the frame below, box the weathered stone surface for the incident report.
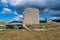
[23,8,39,25]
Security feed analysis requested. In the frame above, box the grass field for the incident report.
[0,30,60,40]
[26,23,60,29]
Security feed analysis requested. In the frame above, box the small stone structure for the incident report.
[46,18,52,23]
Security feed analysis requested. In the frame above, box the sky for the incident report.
[0,0,60,22]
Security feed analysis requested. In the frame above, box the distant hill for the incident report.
[40,20,46,23]
[52,19,60,22]
[10,20,60,23]
[10,21,23,23]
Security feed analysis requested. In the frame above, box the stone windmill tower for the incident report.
[23,8,39,25]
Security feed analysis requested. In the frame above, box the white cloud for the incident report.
[50,17,60,20]
[43,8,50,13]
[50,17,57,20]
[8,0,25,6]
[40,17,45,21]
[1,0,8,3]
[13,15,23,21]
[13,11,18,15]
[1,8,12,14]
[1,0,8,7]
[18,15,23,18]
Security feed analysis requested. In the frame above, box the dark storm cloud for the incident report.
[1,0,60,17]
[12,0,60,10]
[46,0,60,10]
[49,10,60,17]
[11,0,60,17]
[1,0,60,10]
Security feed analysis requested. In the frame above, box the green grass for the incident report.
[26,23,60,29]
[0,26,2,29]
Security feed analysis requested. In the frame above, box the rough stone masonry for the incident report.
[23,8,39,25]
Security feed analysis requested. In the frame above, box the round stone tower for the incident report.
[23,8,39,25]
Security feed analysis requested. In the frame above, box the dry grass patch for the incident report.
[0,30,60,40]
